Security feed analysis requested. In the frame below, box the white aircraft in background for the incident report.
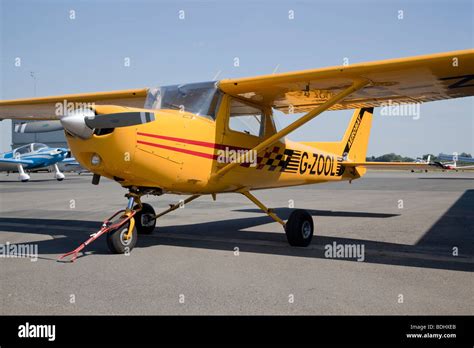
[415,155,431,164]
[411,155,432,172]
[436,153,474,170]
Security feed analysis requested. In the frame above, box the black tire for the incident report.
[285,209,314,247]
[133,203,156,234]
[106,219,138,254]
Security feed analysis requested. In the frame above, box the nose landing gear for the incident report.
[106,212,137,254]
[58,190,201,262]
[52,164,65,181]
[17,164,30,182]
[58,193,139,262]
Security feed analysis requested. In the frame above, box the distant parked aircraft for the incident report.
[436,153,474,170]
[0,143,68,181]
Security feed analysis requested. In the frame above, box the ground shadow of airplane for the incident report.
[0,190,472,272]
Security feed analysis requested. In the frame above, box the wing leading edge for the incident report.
[0,89,148,120]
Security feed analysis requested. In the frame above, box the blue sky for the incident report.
[1,0,473,156]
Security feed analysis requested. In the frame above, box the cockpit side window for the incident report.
[13,144,32,157]
[228,98,264,137]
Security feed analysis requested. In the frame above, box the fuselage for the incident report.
[66,105,360,194]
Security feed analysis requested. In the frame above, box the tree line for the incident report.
[366,153,472,163]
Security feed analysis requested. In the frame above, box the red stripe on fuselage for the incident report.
[137,132,248,151]
[137,140,218,160]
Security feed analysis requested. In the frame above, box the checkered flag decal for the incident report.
[242,146,302,173]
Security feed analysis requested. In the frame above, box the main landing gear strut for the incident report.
[240,190,314,247]
[58,190,313,262]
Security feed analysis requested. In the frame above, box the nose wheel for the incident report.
[106,219,138,254]
[52,163,65,181]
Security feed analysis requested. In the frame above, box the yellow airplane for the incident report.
[1,49,473,260]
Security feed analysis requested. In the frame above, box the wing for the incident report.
[342,161,439,170]
[219,50,474,113]
[0,89,148,120]
[0,158,34,170]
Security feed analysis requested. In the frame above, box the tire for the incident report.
[106,219,137,254]
[133,203,156,234]
[285,209,314,247]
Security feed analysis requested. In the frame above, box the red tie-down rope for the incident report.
[58,209,136,262]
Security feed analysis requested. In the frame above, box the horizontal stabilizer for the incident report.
[341,161,440,170]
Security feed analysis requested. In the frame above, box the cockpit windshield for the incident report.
[13,143,48,156]
[32,143,48,152]
[144,81,222,120]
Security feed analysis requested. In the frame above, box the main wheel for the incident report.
[285,209,314,247]
[133,203,156,234]
[106,219,137,254]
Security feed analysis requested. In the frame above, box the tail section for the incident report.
[301,107,373,161]
[339,107,373,162]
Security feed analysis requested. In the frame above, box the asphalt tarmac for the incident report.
[0,171,473,315]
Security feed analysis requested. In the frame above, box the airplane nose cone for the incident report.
[60,108,95,139]
[51,148,68,156]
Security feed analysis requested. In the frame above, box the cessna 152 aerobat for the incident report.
[0,49,473,261]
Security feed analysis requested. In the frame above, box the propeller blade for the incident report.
[84,111,155,129]
[14,120,63,133]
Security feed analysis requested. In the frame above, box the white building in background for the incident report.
[0,120,12,152]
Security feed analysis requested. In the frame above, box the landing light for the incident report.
[91,154,101,166]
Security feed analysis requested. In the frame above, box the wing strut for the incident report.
[213,79,370,179]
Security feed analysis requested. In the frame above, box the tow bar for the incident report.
[58,209,136,262]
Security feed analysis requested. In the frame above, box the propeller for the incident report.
[84,111,155,129]
[14,120,63,133]
[60,108,156,139]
